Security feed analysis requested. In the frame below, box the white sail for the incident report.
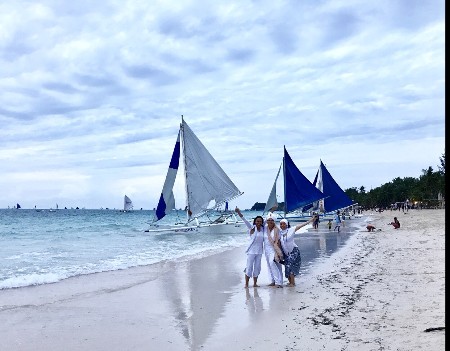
[263,164,281,214]
[181,119,242,220]
[124,195,133,211]
[316,162,324,212]
[152,117,243,226]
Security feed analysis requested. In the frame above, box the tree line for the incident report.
[345,152,445,209]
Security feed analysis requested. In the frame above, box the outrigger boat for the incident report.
[145,117,244,233]
[263,146,325,224]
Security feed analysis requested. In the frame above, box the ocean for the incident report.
[0,209,368,290]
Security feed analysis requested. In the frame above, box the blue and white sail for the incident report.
[314,160,353,213]
[283,147,325,213]
[153,117,243,224]
[155,131,180,221]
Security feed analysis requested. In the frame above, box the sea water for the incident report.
[0,209,367,289]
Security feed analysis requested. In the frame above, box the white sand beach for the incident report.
[0,209,445,350]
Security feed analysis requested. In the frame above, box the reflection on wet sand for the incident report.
[158,221,363,350]
[162,255,240,350]
[245,287,263,316]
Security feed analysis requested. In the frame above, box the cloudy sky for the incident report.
[1,0,445,210]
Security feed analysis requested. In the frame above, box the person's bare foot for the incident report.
[287,283,295,287]
[244,285,249,288]
[253,284,260,287]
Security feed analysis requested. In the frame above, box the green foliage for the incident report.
[344,152,445,208]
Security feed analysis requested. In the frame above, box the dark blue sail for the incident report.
[155,130,180,221]
[301,169,319,212]
[283,147,324,213]
[319,160,353,213]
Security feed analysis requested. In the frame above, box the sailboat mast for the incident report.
[180,115,190,221]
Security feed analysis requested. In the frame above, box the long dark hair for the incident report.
[253,216,264,225]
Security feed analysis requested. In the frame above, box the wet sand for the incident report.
[0,209,445,350]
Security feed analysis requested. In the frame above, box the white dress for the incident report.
[241,216,264,278]
[264,226,283,285]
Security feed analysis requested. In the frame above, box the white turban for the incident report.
[265,212,276,222]
[280,218,288,225]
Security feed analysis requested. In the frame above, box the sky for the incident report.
[0,0,445,210]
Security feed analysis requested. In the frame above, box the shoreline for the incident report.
[0,209,445,350]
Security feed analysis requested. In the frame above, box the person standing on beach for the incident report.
[264,213,283,288]
[333,210,342,232]
[235,207,264,288]
[313,213,320,229]
[278,216,315,287]
[327,219,332,230]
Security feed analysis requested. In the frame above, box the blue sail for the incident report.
[155,131,180,221]
[318,160,353,213]
[301,170,319,212]
[283,147,324,213]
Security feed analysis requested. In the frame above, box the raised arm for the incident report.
[235,207,252,230]
[293,216,315,232]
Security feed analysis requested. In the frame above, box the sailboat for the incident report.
[123,195,133,212]
[264,146,325,223]
[16,203,21,209]
[146,116,244,233]
[307,160,353,214]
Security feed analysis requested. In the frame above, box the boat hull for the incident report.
[145,221,246,234]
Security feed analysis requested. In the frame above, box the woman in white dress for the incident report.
[235,207,264,288]
[278,216,315,287]
[264,212,284,288]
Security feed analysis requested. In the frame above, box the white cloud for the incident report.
[0,0,445,209]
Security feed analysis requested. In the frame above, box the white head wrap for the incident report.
[280,218,288,225]
[265,212,276,222]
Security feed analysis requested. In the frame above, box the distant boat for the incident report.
[123,195,133,212]
[146,116,244,233]
[264,146,325,221]
[306,160,353,214]
[16,203,21,209]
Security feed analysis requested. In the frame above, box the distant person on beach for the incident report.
[327,220,332,230]
[389,217,400,229]
[366,224,376,232]
[235,207,264,288]
[278,216,315,287]
[313,213,319,229]
[333,210,342,232]
[264,212,283,288]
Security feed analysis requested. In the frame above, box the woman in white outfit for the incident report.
[278,216,315,287]
[235,207,264,288]
[264,212,284,288]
